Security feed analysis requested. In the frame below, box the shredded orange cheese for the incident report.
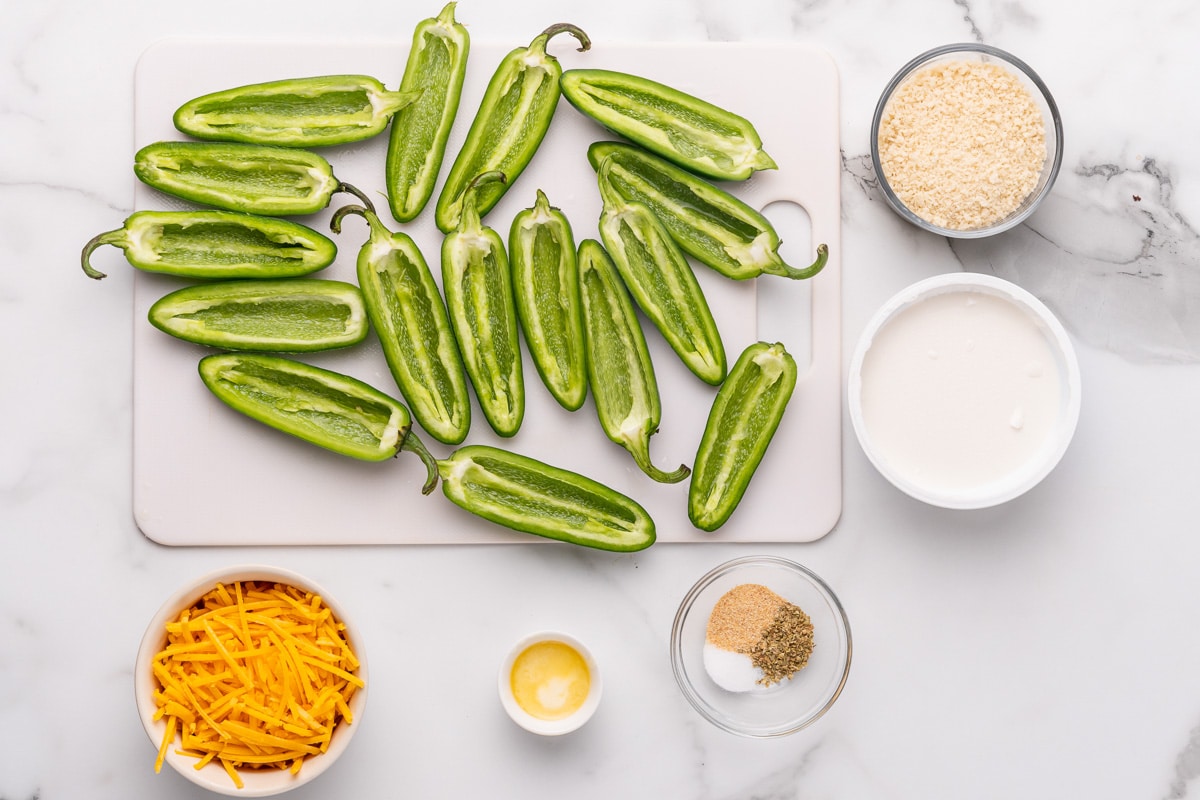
[150,580,363,789]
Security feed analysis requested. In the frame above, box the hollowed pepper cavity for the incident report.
[434,23,590,233]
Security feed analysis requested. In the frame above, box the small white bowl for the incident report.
[134,565,368,797]
[498,631,602,736]
[849,272,1081,509]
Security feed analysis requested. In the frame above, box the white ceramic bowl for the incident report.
[871,43,1063,238]
[849,272,1081,509]
[134,565,368,796]
[498,631,602,736]
[670,556,852,738]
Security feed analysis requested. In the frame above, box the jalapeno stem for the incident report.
[766,242,829,281]
[461,170,507,230]
[534,23,591,54]
[630,444,690,484]
[329,203,371,235]
[334,181,375,214]
[81,229,121,279]
[399,429,440,495]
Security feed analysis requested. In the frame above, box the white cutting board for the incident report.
[131,37,841,545]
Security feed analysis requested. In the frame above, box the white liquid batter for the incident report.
[859,290,1062,493]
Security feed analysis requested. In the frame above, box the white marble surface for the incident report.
[3,0,1199,798]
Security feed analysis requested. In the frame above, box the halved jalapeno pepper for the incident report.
[331,202,472,446]
[509,190,587,411]
[437,444,655,551]
[149,279,368,353]
[441,171,524,437]
[434,23,590,233]
[588,141,828,281]
[199,352,439,492]
[577,239,688,483]
[595,157,726,385]
[561,68,777,181]
[173,75,420,147]
[81,210,337,281]
[134,141,366,216]
[689,341,797,531]
[386,2,471,223]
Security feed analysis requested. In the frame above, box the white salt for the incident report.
[703,643,764,693]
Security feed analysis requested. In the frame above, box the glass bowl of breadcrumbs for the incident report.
[871,43,1063,238]
[670,556,852,737]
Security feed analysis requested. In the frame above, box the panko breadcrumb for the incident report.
[877,59,1046,231]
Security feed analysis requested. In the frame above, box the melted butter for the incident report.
[510,640,590,721]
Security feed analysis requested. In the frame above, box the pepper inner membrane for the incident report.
[158,222,314,265]
[174,296,356,339]
[192,90,375,127]
[462,456,641,531]
[217,361,397,448]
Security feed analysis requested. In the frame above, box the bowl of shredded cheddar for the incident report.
[134,565,367,796]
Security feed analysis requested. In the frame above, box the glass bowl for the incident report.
[670,556,851,737]
[870,43,1063,238]
[134,565,367,796]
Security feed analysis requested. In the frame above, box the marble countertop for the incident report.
[4,0,1199,798]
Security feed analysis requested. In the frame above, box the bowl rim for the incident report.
[847,271,1083,509]
[669,555,852,738]
[870,41,1065,238]
[133,564,368,797]
[497,630,603,736]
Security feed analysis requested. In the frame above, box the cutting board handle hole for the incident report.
[757,200,814,371]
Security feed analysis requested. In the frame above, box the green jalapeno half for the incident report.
[441,171,524,437]
[134,141,367,216]
[437,444,655,551]
[588,141,828,281]
[80,210,337,281]
[331,202,472,446]
[577,239,689,484]
[561,68,777,182]
[386,2,471,223]
[173,75,420,147]
[509,190,587,411]
[689,341,797,531]
[434,23,591,233]
[595,157,726,386]
[199,352,439,492]
[149,279,368,353]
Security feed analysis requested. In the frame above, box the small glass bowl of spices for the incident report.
[871,43,1063,238]
[670,556,851,737]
